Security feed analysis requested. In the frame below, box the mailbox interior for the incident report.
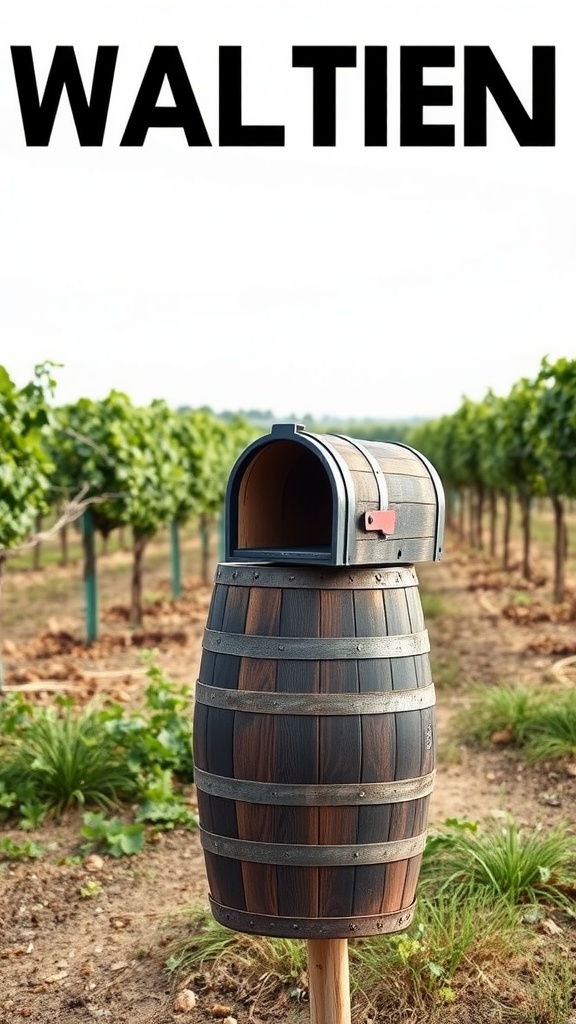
[227,439,338,561]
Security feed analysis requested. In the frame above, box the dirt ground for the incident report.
[0,531,575,1023]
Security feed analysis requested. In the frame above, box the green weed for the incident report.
[0,781,18,821]
[103,659,194,782]
[349,893,521,1014]
[525,953,576,1023]
[135,767,197,830]
[0,691,33,735]
[18,796,47,830]
[79,879,102,898]
[80,812,145,857]
[0,836,43,861]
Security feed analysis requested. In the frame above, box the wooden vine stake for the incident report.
[307,939,352,1024]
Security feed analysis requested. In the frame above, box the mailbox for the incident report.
[225,423,444,566]
[194,424,445,940]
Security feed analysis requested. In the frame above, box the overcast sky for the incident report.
[1,1,574,423]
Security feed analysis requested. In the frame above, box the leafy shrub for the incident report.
[102,660,194,782]
[0,659,195,832]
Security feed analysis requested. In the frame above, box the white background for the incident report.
[0,1,573,421]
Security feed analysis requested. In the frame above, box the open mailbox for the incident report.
[225,422,445,566]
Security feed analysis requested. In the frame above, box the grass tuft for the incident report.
[422,818,576,908]
[167,908,308,1010]
[454,685,539,747]
[0,699,136,813]
[169,894,528,1021]
[524,692,576,762]
[456,685,576,764]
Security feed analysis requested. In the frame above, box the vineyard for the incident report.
[1,358,576,1023]
[2,356,575,631]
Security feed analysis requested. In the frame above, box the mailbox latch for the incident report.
[364,510,396,535]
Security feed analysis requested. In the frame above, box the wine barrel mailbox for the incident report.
[193,424,445,939]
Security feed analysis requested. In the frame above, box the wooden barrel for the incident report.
[193,562,435,939]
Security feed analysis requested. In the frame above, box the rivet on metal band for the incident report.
[200,829,427,866]
[194,680,436,715]
[209,897,417,938]
[194,767,436,805]
[202,628,430,660]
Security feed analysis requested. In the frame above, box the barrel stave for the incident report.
[317,587,361,917]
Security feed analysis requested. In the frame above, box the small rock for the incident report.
[44,971,68,983]
[222,1018,237,1024]
[85,854,105,872]
[109,961,129,971]
[565,762,576,777]
[542,792,561,807]
[490,727,514,745]
[211,1006,233,1018]
[540,918,563,936]
[2,639,17,655]
[174,989,197,1012]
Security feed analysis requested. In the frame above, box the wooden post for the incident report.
[307,939,351,1024]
